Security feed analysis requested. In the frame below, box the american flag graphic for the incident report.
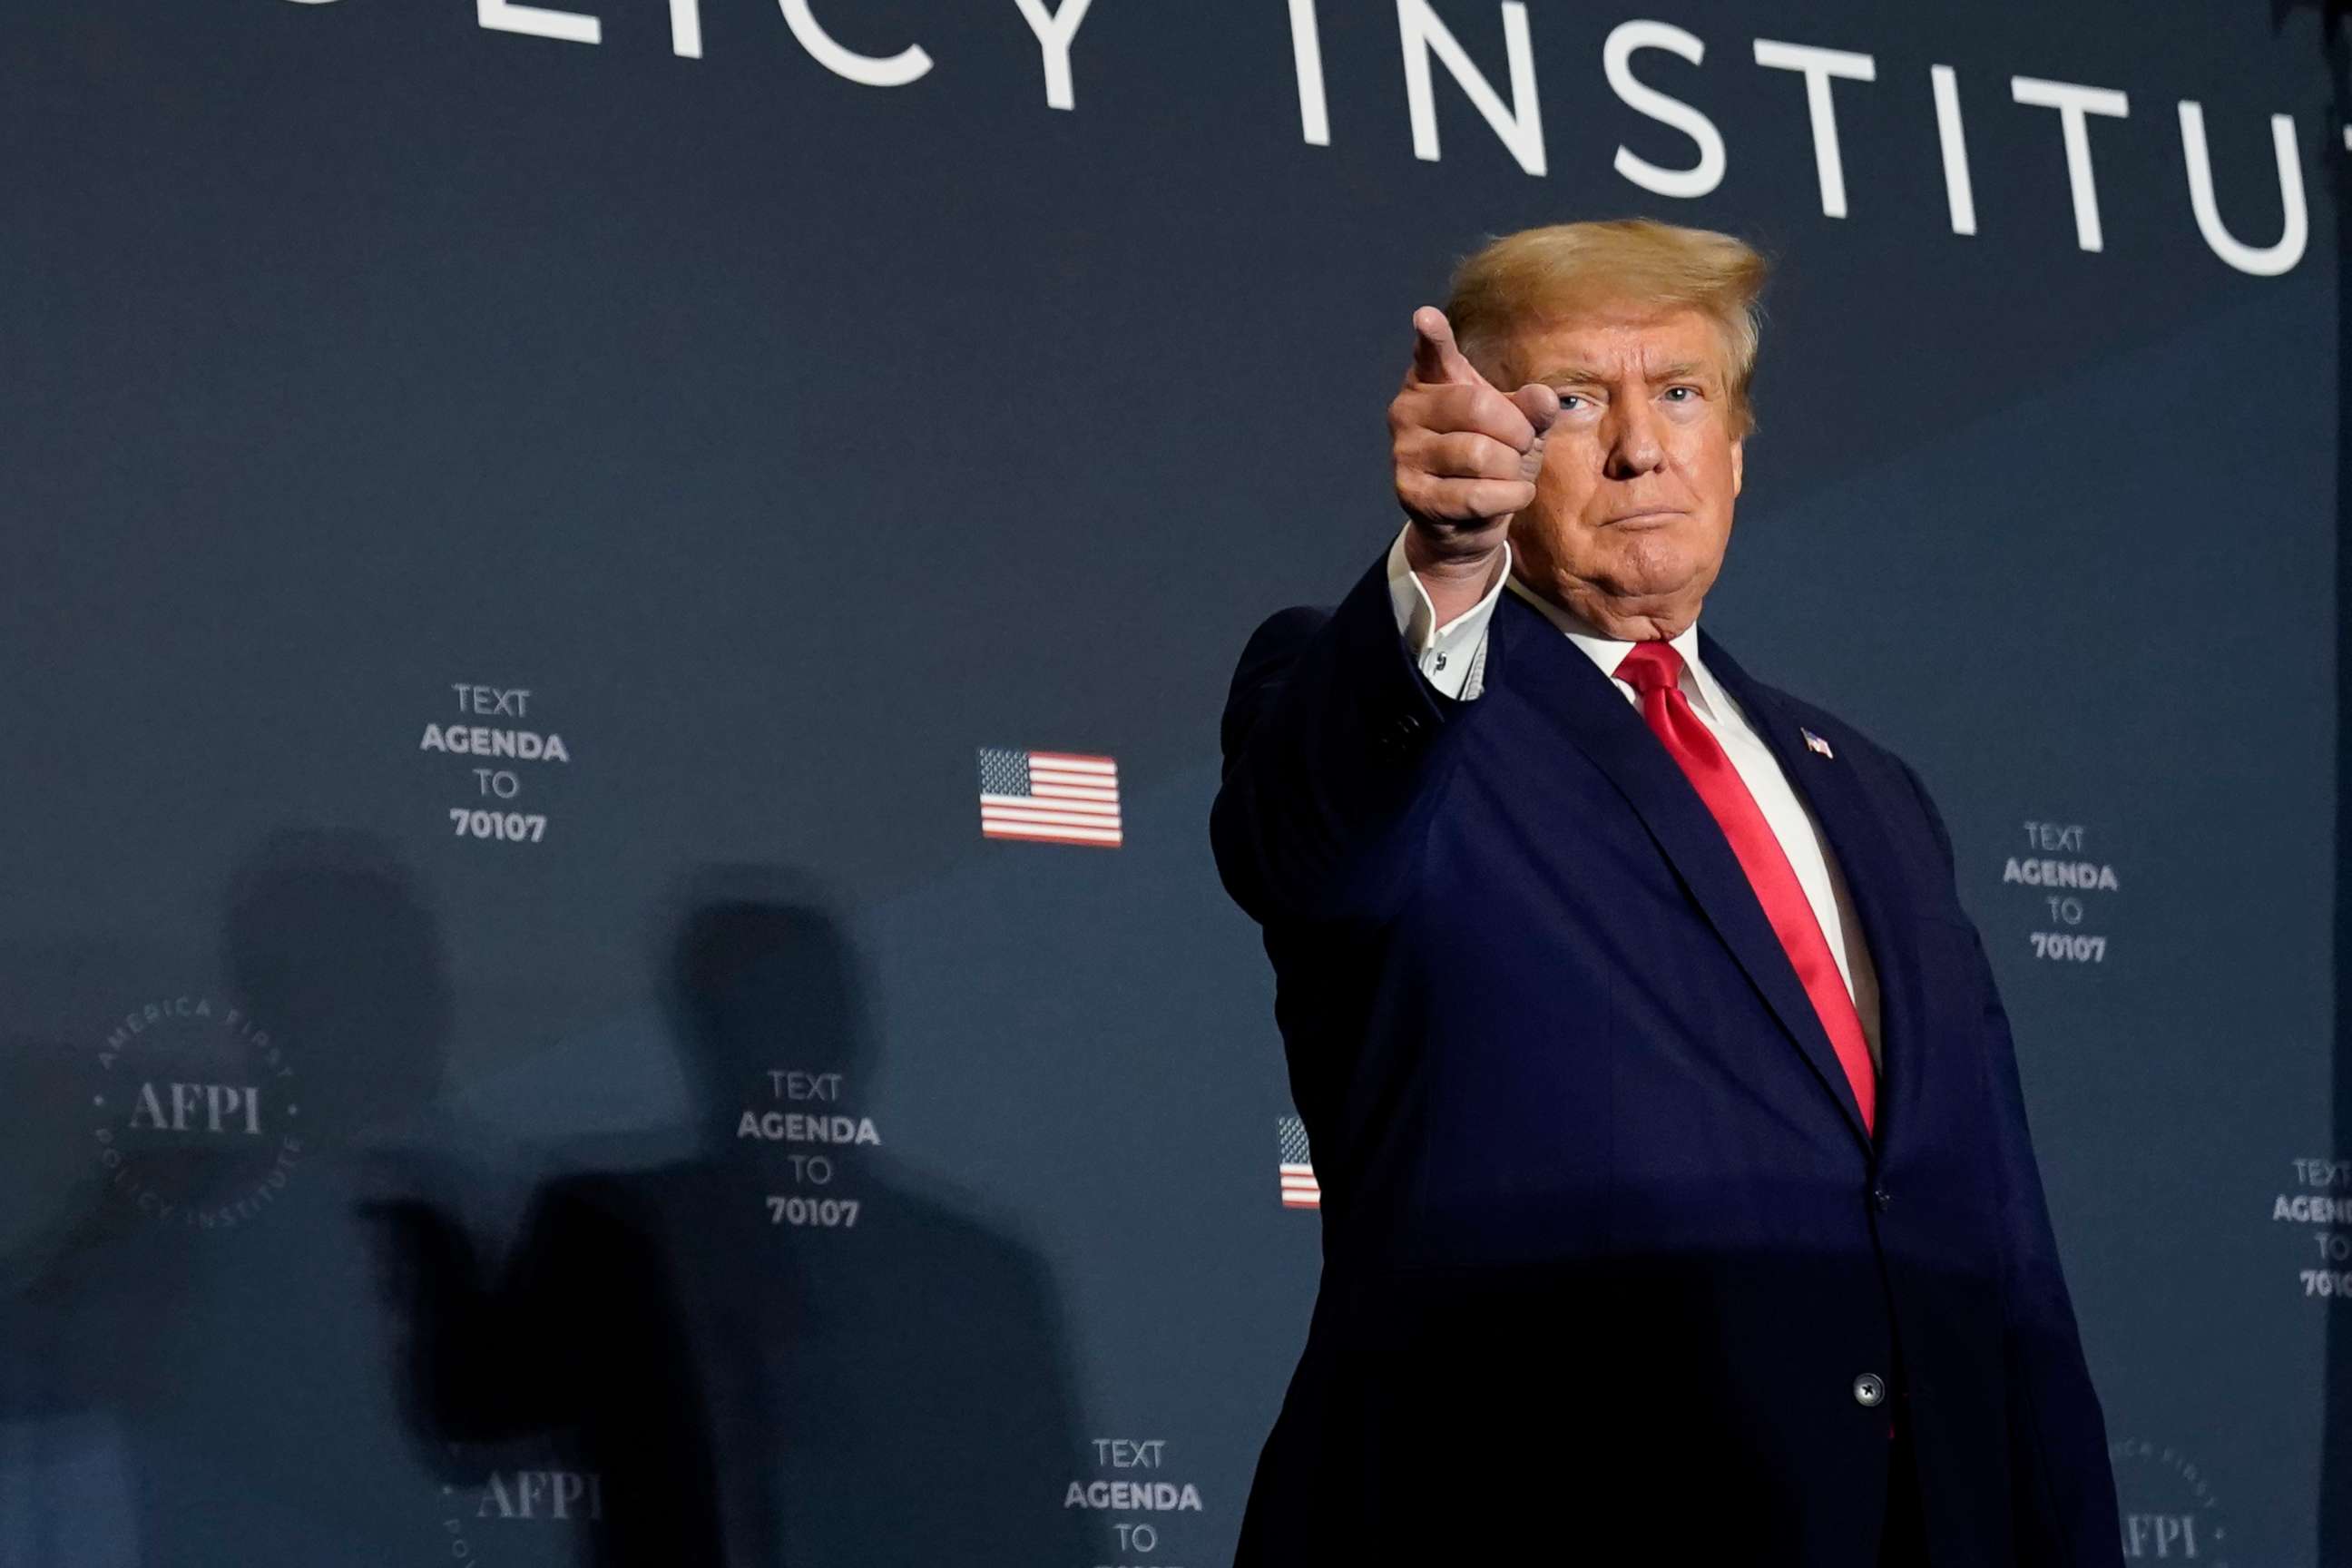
[1278,1115,1320,1210]
[977,748,1123,848]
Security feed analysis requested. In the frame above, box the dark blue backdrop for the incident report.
[0,1,2346,1563]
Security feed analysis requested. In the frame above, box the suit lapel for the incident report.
[1700,633,1926,1157]
[1488,593,1873,1154]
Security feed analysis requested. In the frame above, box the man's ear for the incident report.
[1730,437,1745,497]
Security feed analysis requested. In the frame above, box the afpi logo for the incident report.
[90,995,302,1230]
[432,1443,607,1563]
[2110,1438,2231,1563]
[469,1468,604,1523]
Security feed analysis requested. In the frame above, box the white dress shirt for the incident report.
[1384,525,1883,1064]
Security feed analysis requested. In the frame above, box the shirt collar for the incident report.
[1504,573,1731,724]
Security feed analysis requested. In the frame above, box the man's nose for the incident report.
[1603,399,1666,478]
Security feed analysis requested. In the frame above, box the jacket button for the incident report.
[1872,1186,1893,1210]
[1853,1373,1886,1408]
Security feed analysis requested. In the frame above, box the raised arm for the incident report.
[1210,550,1464,926]
[1208,310,1557,926]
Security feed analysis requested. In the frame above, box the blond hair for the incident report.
[1446,219,1769,437]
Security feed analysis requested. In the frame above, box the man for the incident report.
[1210,220,2119,1566]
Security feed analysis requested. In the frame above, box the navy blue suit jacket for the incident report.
[1210,551,2121,1566]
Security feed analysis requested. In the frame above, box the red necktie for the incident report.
[1615,642,1877,1137]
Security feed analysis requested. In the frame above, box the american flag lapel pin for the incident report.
[1801,728,1835,760]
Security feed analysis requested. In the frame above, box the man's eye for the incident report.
[1557,393,1585,411]
[1664,386,1695,401]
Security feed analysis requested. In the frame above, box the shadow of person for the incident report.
[0,936,154,1568]
[3,828,456,1568]
[370,865,1102,1566]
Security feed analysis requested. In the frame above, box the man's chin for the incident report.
[1597,544,1713,603]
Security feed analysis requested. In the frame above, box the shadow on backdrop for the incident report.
[368,864,1102,1566]
[0,936,151,1568]
[5,827,454,1568]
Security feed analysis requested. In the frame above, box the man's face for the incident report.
[1500,303,1744,640]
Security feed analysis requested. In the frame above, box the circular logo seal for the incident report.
[2109,1438,2231,1564]
[90,995,303,1230]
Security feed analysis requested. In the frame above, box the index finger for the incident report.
[1410,307,1477,386]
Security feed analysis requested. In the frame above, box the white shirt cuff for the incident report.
[1385,524,1512,700]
